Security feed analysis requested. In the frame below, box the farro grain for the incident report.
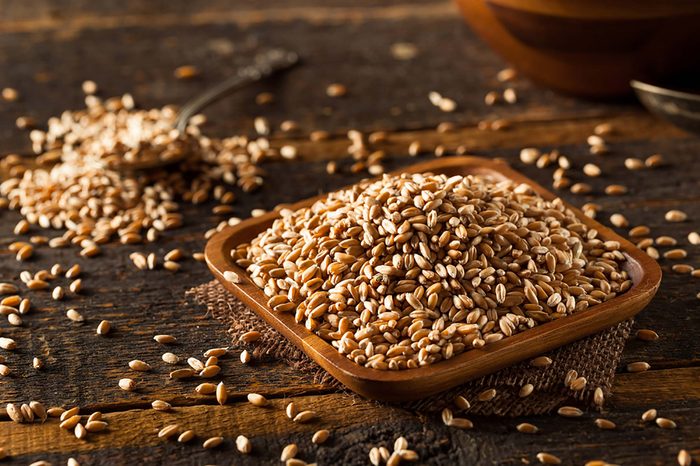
[516,422,538,433]
[605,184,628,196]
[195,383,217,395]
[454,395,470,410]
[594,418,616,430]
[47,407,65,418]
[627,361,650,372]
[656,417,677,429]
[162,352,180,364]
[583,164,601,177]
[672,264,693,274]
[678,449,692,466]
[85,420,108,432]
[536,452,562,465]
[169,368,196,379]
[688,232,700,245]
[293,410,316,423]
[447,417,473,429]
[519,384,534,398]
[629,226,650,237]
[52,286,64,300]
[665,210,687,222]
[6,403,24,423]
[96,320,111,335]
[158,424,180,439]
[530,356,552,367]
[312,429,330,444]
[0,337,17,350]
[646,246,660,259]
[178,430,195,443]
[30,401,47,422]
[281,444,298,461]
[154,334,177,344]
[60,415,81,430]
[199,365,220,378]
[557,406,583,417]
[119,378,136,391]
[286,402,297,419]
[152,400,171,411]
[236,435,252,453]
[570,377,587,391]
[0,364,10,376]
[656,236,678,246]
[641,409,657,422]
[74,422,87,439]
[203,436,224,449]
[60,406,79,421]
[663,249,687,260]
[594,387,605,407]
[247,393,268,407]
[645,154,664,167]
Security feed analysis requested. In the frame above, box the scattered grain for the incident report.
[119,378,136,391]
[678,449,692,466]
[665,210,688,222]
[656,417,677,429]
[516,422,538,434]
[519,384,534,398]
[293,410,317,423]
[645,154,664,167]
[664,249,687,260]
[530,356,552,367]
[236,434,252,453]
[536,452,562,465]
[594,418,616,430]
[152,400,171,411]
[642,408,657,422]
[203,436,224,449]
[281,443,298,461]
[154,334,177,344]
[96,320,111,336]
[158,424,180,439]
[326,83,347,97]
[174,65,200,80]
[583,164,601,177]
[557,406,583,417]
[247,393,268,407]
[178,430,195,443]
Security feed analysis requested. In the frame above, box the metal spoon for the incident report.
[107,47,299,172]
[631,80,700,135]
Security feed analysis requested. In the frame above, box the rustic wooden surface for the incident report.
[0,1,698,465]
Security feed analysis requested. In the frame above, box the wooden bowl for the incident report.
[453,0,700,98]
[205,157,661,401]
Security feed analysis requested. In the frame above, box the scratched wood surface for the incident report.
[0,1,698,465]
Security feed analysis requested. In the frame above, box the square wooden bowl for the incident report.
[205,157,662,402]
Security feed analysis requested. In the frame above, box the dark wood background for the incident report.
[0,1,698,464]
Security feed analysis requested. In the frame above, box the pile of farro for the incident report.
[0,92,275,249]
[232,172,631,370]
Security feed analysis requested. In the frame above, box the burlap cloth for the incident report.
[188,280,633,416]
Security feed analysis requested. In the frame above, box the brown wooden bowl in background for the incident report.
[205,157,662,402]
[453,0,700,98]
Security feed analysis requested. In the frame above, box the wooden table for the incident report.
[1,1,698,464]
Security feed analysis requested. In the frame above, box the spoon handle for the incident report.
[175,48,299,132]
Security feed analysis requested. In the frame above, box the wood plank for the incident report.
[3,389,698,465]
[0,1,456,34]
[0,16,635,156]
[1,126,699,413]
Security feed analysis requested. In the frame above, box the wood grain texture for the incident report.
[0,0,698,463]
